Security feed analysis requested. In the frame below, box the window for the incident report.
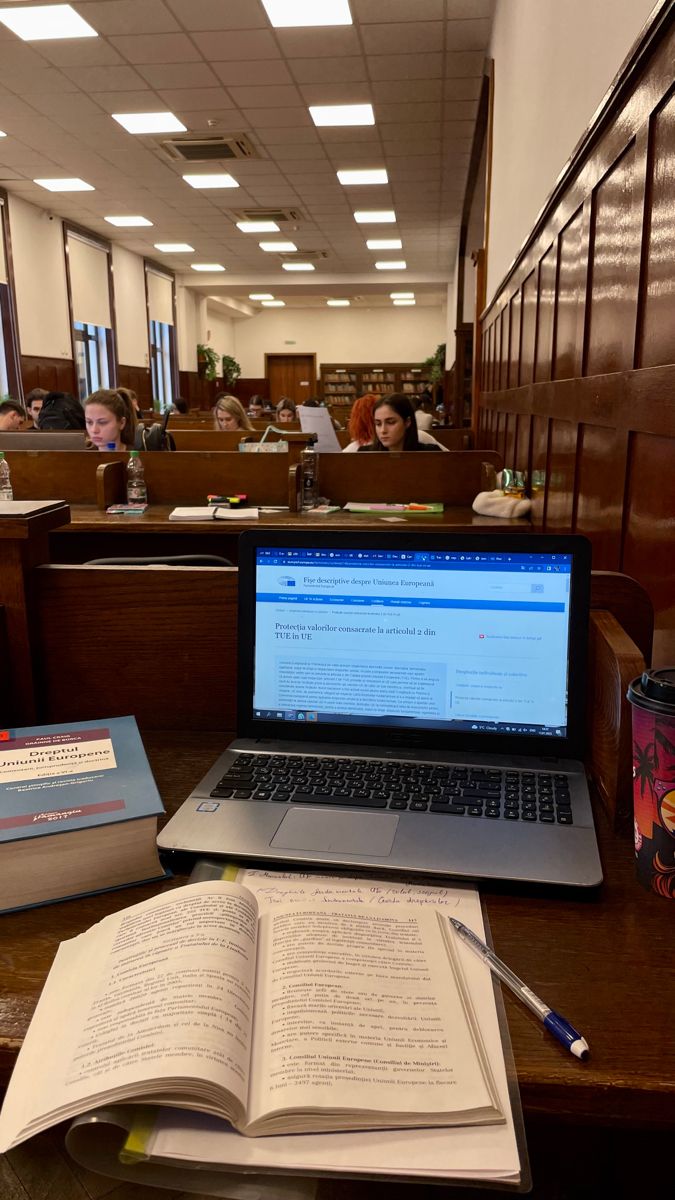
[149,318,173,410]
[74,321,110,399]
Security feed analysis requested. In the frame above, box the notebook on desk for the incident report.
[159,529,602,888]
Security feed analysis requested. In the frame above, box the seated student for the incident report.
[343,392,447,452]
[414,395,435,431]
[247,395,265,420]
[25,388,48,426]
[276,397,297,423]
[358,393,442,453]
[213,393,253,431]
[0,399,25,430]
[83,388,136,451]
[117,385,144,422]
[36,392,86,430]
[172,395,189,414]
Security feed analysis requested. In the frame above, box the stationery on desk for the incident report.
[2,865,525,1188]
[343,501,444,513]
[169,506,260,521]
[0,715,166,914]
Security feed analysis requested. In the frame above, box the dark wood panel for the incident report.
[499,300,511,390]
[545,417,577,531]
[529,413,549,528]
[575,423,628,569]
[491,309,501,392]
[639,86,675,367]
[503,409,516,469]
[622,430,675,662]
[515,412,532,480]
[508,288,521,388]
[117,362,152,406]
[584,142,641,376]
[20,355,77,397]
[519,269,537,385]
[554,207,586,379]
[535,242,557,382]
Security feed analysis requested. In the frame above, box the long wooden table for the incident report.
[0,730,672,1196]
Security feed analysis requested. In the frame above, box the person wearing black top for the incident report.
[357,393,441,452]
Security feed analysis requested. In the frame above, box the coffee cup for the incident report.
[626,669,675,897]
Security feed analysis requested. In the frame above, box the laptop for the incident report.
[159,530,602,888]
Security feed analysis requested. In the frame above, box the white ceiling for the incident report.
[0,0,494,308]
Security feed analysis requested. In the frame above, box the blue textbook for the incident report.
[0,715,167,913]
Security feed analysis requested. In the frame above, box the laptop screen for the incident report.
[238,532,591,756]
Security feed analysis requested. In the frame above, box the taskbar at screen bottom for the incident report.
[252,709,567,737]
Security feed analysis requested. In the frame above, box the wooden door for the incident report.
[266,353,316,405]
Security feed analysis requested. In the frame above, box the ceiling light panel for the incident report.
[191,263,226,271]
[249,293,275,300]
[34,178,94,192]
[393,299,415,305]
[0,5,97,41]
[113,112,186,135]
[366,238,402,250]
[327,299,350,306]
[183,174,239,189]
[310,104,374,127]
[354,210,396,223]
[105,216,152,227]
[282,262,315,271]
[237,221,280,233]
[154,243,194,252]
[375,260,406,269]
[259,241,297,252]
[262,0,352,28]
[390,292,414,299]
[262,299,286,306]
[338,169,388,186]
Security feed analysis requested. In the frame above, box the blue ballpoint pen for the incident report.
[449,918,590,1060]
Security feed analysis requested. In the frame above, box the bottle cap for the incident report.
[129,449,139,456]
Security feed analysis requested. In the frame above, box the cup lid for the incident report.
[627,668,675,714]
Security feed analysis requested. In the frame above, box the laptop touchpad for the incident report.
[271,808,398,856]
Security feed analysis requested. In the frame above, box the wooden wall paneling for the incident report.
[574,422,628,570]
[503,409,517,469]
[622,430,675,665]
[519,270,537,386]
[117,364,152,407]
[544,417,578,531]
[529,412,549,528]
[495,408,508,461]
[508,289,521,388]
[484,321,493,390]
[20,355,77,397]
[499,301,510,391]
[535,242,557,382]
[489,312,499,392]
[637,85,675,367]
[554,207,587,379]
[515,412,532,480]
[584,141,644,377]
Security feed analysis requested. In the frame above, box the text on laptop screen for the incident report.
[252,547,574,738]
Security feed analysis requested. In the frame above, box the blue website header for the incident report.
[256,548,572,574]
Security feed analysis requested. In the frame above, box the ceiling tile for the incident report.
[446,19,492,51]
[33,39,126,68]
[137,63,220,89]
[371,78,442,103]
[376,101,442,124]
[257,126,321,145]
[298,82,372,105]
[361,21,442,55]
[274,28,361,58]
[213,60,294,87]
[23,92,103,122]
[444,76,482,100]
[445,52,485,77]
[289,57,367,85]
[241,107,312,128]
[444,99,479,120]
[166,0,268,30]
[156,86,235,111]
[109,34,202,64]
[65,65,148,91]
[447,0,495,19]
[91,89,165,112]
[353,0,444,20]
[78,1,181,35]
[227,85,302,108]
[2,69,79,96]
[369,54,443,81]
[193,31,280,60]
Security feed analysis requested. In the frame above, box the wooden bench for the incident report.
[170,428,318,466]
[317,451,501,506]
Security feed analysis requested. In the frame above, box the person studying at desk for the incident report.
[358,393,442,453]
[84,388,136,451]
[344,392,448,452]
[212,393,253,432]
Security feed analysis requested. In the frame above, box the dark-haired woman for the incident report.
[358,393,441,452]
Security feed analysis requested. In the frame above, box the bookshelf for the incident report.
[320,363,432,406]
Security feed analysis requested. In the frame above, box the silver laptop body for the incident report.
[159,531,602,889]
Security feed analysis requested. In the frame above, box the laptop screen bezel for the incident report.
[236,530,591,761]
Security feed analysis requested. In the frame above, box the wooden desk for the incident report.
[0,730,672,1195]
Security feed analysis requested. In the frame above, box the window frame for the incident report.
[63,221,117,400]
[0,188,23,403]
[144,259,178,412]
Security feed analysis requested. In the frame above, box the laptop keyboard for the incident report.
[209,754,574,824]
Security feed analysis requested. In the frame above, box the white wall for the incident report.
[112,245,149,368]
[205,303,236,365]
[233,305,446,378]
[487,0,656,302]
[176,284,199,373]
[9,195,72,359]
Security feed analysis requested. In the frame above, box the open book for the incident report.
[0,880,504,1151]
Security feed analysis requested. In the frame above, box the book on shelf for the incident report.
[0,715,167,914]
[0,874,511,1156]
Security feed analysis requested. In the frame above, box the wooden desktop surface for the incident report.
[0,728,672,1133]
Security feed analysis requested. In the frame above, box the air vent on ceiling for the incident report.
[233,207,305,223]
[160,134,258,162]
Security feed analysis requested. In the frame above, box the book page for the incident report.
[246,903,500,1132]
[0,883,258,1151]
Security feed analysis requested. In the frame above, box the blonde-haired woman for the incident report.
[212,393,253,431]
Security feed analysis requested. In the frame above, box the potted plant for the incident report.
[197,343,221,381]
[421,343,446,386]
[221,354,241,388]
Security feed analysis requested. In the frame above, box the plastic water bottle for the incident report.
[301,444,318,508]
[126,449,147,504]
[0,452,12,500]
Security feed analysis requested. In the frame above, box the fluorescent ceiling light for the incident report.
[262,0,352,28]
[262,299,286,306]
[0,5,97,40]
[154,242,194,252]
[237,220,280,233]
[0,132,7,139]
[259,241,297,252]
[338,169,388,186]
[249,293,274,300]
[310,104,374,127]
[375,260,406,270]
[390,292,414,299]
[113,112,186,135]
[34,177,93,192]
[393,299,415,306]
[105,215,152,227]
[190,263,226,272]
[282,263,315,271]
[183,173,238,189]
[367,238,402,250]
[354,210,396,223]
[327,299,350,306]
